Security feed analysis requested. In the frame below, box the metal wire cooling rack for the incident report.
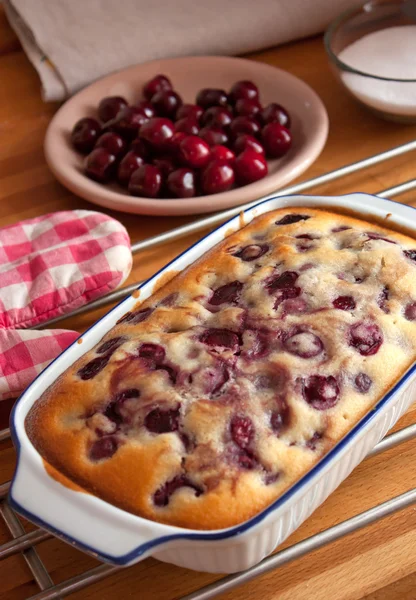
[1,139,416,599]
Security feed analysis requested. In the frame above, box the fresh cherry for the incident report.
[201,160,235,194]
[261,123,292,158]
[176,103,204,122]
[233,134,265,155]
[152,156,176,177]
[230,116,261,139]
[261,103,291,128]
[71,118,101,153]
[95,132,127,157]
[234,149,267,184]
[139,117,175,151]
[84,148,117,182]
[209,281,242,305]
[129,138,149,158]
[143,74,172,100]
[117,151,145,186]
[348,322,383,356]
[167,168,196,198]
[178,135,211,168]
[303,375,340,410]
[196,88,228,109]
[98,96,128,123]
[175,117,200,135]
[235,98,261,118]
[128,165,163,198]
[108,106,149,140]
[229,80,259,104]
[151,90,182,118]
[210,145,235,162]
[199,127,229,147]
[169,131,186,154]
[201,107,233,128]
[135,100,156,119]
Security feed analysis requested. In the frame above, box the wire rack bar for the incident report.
[0,427,10,442]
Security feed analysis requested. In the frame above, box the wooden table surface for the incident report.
[0,7,416,600]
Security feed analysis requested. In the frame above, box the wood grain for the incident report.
[0,7,415,600]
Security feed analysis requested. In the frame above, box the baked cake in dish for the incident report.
[26,207,416,530]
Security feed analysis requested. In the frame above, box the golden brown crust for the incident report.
[26,208,416,530]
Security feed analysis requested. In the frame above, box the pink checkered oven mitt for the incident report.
[0,210,132,400]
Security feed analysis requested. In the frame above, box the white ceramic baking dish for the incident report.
[9,193,416,574]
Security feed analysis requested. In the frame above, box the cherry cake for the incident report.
[26,208,416,530]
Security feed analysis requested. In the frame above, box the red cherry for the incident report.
[261,103,291,128]
[145,407,180,433]
[201,160,235,195]
[139,117,175,152]
[230,116,261,139]
[235,98,261,118]
[196,88,228,109]
[178,135,210,169]
[152,156,176,177]
[229,80,259,104]
[233,134,265,155]
[230,415,254,449]
[199,127,229,147]
[210,281,242,305]
[202,106,233,128]
[234,149,268,185]
[167,168,196,198]
[129,138,149,158]
[117,151,145,186]
[71,118,101,154]
[200,328,241,352]
[176,104,203,122]
[348,322,383,356]
[333,296,356,310]
[135,100,156,119]
[151,90,182,118]
[98,96,128,123]
[107,106,149,140]
[175,117,200,135]
[169,131,186,155]
[210,145,235,162]
[303,375,340,410]
[128,165,163,198]
[261,123,292,158]
[95,132,127,157]
[84,148,116,182]
[143,74,172,100]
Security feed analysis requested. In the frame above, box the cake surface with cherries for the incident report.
[26,207,416,530]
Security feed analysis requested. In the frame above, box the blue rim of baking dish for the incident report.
[9,192,416,565]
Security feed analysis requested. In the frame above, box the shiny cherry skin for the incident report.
[201,107,233,128]
[107,106,149,140]
[139,117,175,152]
[210,145,235,162]
[169,131,186,155]
[175,117,200,135]
[176,103,203,122]
[229,80,259,104]
[178,135,211,169]
[129,138,149,158]
[152,156,177,177]
[95,132,127,157]
[167,168,196,198]
[98,96,128,123]
[196,88,228,109]
[117,151,145,186]
[235,98,261,118]
[199,127,229,147]
[229,116,261,139]
[143,74,172,100]
[136,100,156,119]
[261,123,292,158]
[233,134,265,155]
[84,148,117,182]
[151,90,183,118]
[201,160,235,195]
[128,165,163,198]
[234,149,268,184]
[71,118,101,154]
[261,103,291,128]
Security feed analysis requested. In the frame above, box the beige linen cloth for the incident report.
[4,0,358,101]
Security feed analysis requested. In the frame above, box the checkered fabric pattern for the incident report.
[0,209,132,400]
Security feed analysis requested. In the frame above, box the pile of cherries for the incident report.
[71,74,292,199]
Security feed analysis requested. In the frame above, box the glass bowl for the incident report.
[324,0,416,123]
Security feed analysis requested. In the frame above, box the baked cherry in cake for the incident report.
[26,208,416,531]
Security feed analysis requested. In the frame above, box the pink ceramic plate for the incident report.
[44,56,328,216]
